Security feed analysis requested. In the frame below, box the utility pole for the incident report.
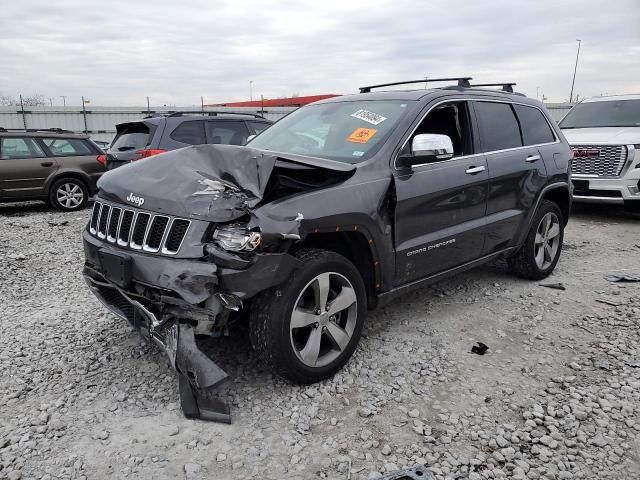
[250,81,253,101]
[569,39,581,103]
[201,96,204,113]
[49,98,53,107]
[60,95,67,106]
[536,86,540,100]
[81,96,88,133]
[146,96,150,114]
[19,94,27,129]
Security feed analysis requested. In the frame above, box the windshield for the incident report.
[247,100,412,163]
[559,100,640,128]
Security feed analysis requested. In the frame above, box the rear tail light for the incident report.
[135,149,167,160]
[97,154,106,166]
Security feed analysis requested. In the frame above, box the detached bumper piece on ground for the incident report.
[84,271,232,423]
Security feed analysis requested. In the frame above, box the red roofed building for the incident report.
[208,94,340,108]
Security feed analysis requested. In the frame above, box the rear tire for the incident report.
[249,248,367,384]
[508,200,564,280]
[49,177,88,212]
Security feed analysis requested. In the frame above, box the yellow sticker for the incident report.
[347,127,377,144]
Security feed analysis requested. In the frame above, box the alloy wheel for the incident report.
[56,183,84,209]
[534,212,561,270]
[289,272,358,368]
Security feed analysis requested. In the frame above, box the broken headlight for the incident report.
[212,224,261,252]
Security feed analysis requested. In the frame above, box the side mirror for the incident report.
[397,134,454,169]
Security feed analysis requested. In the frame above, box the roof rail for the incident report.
[165,110,265,119]
[359,77,472,93]
[469,83,517,93]
[0,127,75,134]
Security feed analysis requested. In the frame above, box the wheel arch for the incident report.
[45,170,92,196]
[292,230,379,308]
[516,182,570,246]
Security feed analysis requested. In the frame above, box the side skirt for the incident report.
[376,246,519,308]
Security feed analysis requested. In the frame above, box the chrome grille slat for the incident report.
[89,200,191,255]
[571,144,628,177]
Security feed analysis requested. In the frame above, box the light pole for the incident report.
[60,95,67,106]
[249,81,253,101]
[569,39,581,103]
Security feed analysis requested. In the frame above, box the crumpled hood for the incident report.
[561,127,640,145]
[97,144,355,223]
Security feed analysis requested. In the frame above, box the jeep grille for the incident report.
[89,201,190,255]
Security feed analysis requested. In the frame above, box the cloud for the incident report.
[0,0,638,105]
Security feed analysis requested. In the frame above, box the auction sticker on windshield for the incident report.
[347,128,377,143]
[351,109,387,125]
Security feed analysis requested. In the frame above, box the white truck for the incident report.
[559,95,640,212]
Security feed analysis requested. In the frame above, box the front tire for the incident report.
[249,248,367,384]
[508,200,564,280]
[49,178,88,211]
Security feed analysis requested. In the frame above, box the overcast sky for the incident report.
[1,0,638,106]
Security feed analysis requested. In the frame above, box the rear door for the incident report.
[473,100,548,254]
[0,136,56,199]
[393,100,489,284]
[41,137,103,189]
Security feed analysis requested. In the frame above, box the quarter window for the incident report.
[248,121,270,136]
[474,101,523,152]
[514,105,555,145]
[43,138,93,156]
[170,121,206,145]
[0,137,46,159]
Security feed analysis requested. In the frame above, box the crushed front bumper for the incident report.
[82,231,300,422]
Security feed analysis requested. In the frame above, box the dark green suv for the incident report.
[0,128,104,211]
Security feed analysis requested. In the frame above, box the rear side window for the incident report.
[170,121,206,145]
[111,123,153,152]
[43,138,93,156]
[514,105,556,145]
[205,121,249,145]
[248,121,271,136]
[0,137,45,159]
[474,101,523,152]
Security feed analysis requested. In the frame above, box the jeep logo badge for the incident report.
[126,193,145,207]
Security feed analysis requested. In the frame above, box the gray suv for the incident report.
[105,111,272,170]
[0,128,104,211]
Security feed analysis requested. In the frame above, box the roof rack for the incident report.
[359,77,472,93]
[470,83,516,93]
[164,111,265,119]
[0,127,75,134]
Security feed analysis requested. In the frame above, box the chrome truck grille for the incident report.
[89,200,191,255]
[571,145,628,177]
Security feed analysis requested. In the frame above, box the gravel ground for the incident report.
[1,201,639,480]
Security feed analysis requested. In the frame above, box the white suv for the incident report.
[559,95,640,211]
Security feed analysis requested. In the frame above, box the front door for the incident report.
[394,100,488,285]
[0,137,56,199]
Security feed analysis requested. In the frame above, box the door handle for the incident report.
[526,155,541,163]
[41,161,53,167]
[465,165,486,175]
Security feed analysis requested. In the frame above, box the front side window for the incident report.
[0,137,45,159]
[559,99,640,129]
[206,121,249,145]
[474,101,523,152]
[43,138,92,156]
[247,100,412,163]
[170,121,206,145]
[514,105,556,145]
[408,101,474,159]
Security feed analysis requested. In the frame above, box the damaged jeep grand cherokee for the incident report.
[83,77,572,422]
